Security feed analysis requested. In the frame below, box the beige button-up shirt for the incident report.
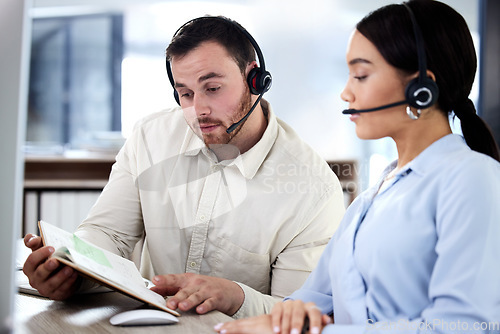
[75,102,345,318]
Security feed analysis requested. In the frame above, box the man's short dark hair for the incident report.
[166,16,256,74]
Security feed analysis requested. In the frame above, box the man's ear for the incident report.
[244,61,258,77]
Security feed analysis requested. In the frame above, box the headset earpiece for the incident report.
[405,76,439,109]
[165,58,180,105]
[173,90,180,105]
[247,67,272,95]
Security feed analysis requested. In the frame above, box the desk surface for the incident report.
[14,292,232,333]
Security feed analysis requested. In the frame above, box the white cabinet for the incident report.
[24,190,101,235]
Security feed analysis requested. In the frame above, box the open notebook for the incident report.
[37,220,180,317]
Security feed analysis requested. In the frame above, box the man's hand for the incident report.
[22,234,79,300]
[150,273,245,316]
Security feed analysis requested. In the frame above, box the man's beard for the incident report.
[197,88,253,146]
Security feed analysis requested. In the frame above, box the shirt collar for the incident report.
[181,100,278,179]
[382,134,466,181]
[405,134,466,176]
[183,127,204,157]
[239,101,277,179]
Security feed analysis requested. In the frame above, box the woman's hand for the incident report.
[271,300,327,334]
[214,300,332,334]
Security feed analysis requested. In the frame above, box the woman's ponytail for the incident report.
[454,98,500,161]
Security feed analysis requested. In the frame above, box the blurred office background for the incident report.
[27,0,484,175]
[22,0,498,232]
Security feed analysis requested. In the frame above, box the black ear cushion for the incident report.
[405,77,439,109]
[166,60,181,105]
[173,90,180,105]
[247,67,272,95]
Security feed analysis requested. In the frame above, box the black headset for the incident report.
[403,3,439,110]
[166,16,272,105]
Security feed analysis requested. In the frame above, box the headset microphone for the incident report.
[342,100,407,114]
[226,93,265,133]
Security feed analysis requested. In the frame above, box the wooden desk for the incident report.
[14,292,232,333]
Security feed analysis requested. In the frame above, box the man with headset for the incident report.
[23,16,345,318]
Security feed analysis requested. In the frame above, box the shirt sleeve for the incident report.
[74,131,144,259]
[413,157,500,332]
[284,231,336,314]
[231,282,282,319]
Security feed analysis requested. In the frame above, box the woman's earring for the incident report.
[406,106,421,120]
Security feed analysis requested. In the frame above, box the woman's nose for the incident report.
[340,84,353,103]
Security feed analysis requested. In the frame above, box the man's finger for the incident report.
[195,296,218,314]
[150,285,180,296]
[179,290,212,312]
[152,273,189,287]
[150,273,187,296]
[23,247,54,277]
[24,234,35,247]
[167,286,200,311]
[52,269,79,300]
[41,268,78,300]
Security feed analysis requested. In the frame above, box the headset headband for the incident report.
[403,3,427,85]
[402,3,439,109]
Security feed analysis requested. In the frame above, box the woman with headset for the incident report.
[215,0,500,333]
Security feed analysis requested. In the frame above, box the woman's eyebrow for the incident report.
[348,58,372,66]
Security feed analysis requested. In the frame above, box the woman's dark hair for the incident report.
[356,0,499,161]
[166,16,255,75]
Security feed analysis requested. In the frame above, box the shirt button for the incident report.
[190,262,196,268]
[200,215,206,221]
[212,165,220,171]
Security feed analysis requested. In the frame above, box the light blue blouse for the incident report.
[287,134,500,333]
